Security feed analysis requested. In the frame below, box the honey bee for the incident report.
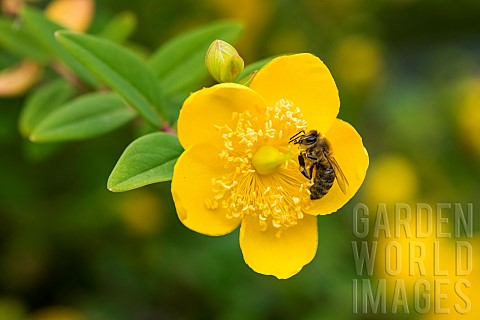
[289,130,348,200]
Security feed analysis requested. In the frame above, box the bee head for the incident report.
[304,130,319,143]
[289,130,320,146]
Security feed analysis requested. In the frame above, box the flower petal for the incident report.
[304,119,369,215]
[171,143,242,235]
[178,83,266,150]
[249,53,339,133]
[239,214,318,279]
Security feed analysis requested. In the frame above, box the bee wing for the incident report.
[324,153,349,194]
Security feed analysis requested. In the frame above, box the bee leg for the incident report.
[308,165,315,181]
[298,155,311,179]
[301,168,311,179]
[298,155,306,167]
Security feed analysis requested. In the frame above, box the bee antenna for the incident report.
[289,130,305,143]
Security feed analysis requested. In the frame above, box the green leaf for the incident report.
[148,20,243,96]
[19,79,75,138]
[20,6,98,87]
[236,56,277,81]
[96,11,137,43]
[30,92,136,142]
[55,31,164,128]
[107,132,183,192]
[0,16,50,63]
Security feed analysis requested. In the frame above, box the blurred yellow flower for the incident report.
[45,0,95,33]
[332,35,384,90]
[456,78,480,157]
[422,241,480,320]
[364,154,418,206]
[1,0,23,16]
[0,60,43,97]
[373,207,478,317]
[172,53,369,278]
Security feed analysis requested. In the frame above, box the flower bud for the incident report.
[205,40,244,83]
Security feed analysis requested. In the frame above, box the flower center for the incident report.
[205,99,312,234]
[251,145,292,175]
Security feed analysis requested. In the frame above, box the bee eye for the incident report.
[306,136,317,144]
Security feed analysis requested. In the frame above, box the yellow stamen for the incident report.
[205,99,312,232]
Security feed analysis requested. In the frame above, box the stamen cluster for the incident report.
[205,100,312,233]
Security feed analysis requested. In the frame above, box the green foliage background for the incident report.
[1,0,479,319]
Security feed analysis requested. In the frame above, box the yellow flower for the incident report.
[171,53,369,278]
[364,154,418,206]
